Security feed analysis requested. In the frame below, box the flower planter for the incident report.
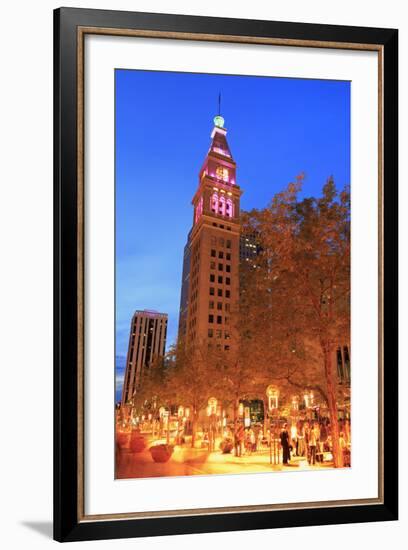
[149,444,174,463]
[129,433,146,453]
[116,431,129,449]
[220,440,234,454]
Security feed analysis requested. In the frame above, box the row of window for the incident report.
[209,287,230,298]
[212,222,232,231]
[208,327,230,338]
[208,315,229,325]
[210,261,231,272]
[210,237,231,249]
[209,301,230,312]
[211,249,231,260]
[209,274,231,285]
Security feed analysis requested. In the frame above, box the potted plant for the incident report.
[116,430,129,449]
[129,430,146,453]
[149,444,174,463]
[220,438,234,454]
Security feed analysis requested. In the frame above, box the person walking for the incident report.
[235,424,244,457]
[280,423,291,464]
[297,423,306,457]
[308,423,318,465]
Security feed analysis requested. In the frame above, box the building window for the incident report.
[225,290,230,298]
[211,249,216,257]
[225,198,234,218]
[219,237,224,247]
[218,289,223,297]
[210,261,215,269]
[217,316,222,324]
[209,301,214,309]
[217,302,222,311]
[226,252,231,260]
[218,251,224,259]
[216,330,222,338]
[227,226,231,231]
[226,240,231,248]
[210,287,215,296]
[208,315,214,323]
[218,263,223,271]
[225,331,230,339]
[226,264,231,273]
[211,192,219,213]
[226,277,230,285]
[210,274,215,282]
[224,345,230,351]
[208,329,213,338]
[218,276,223,284]
[195,196,203,224]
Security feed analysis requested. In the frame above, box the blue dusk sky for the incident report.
[115,69,350,375]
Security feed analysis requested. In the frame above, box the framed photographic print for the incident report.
[54,7,398,542]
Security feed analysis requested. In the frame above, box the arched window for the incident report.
[218,195,226,216]
[211,193,218,213]
[195,196,203,224]
[225,198,234,218]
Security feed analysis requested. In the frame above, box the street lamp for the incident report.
[207,397,218,452]
[266,385,280,465]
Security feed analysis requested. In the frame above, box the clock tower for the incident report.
[185,115,243,354]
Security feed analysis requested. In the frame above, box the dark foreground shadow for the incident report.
[21,521,53,539]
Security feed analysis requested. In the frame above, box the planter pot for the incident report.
[149,444,174,463]
[116,431,129,449]
[130,433,146,453]
[220,440,234,454]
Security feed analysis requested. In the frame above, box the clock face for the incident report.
[213,115,225,128]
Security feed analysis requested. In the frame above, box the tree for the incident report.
[241,176,350,467]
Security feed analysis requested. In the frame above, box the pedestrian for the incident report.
[308,423,318,465]
[280,423,291,464]
[235,424,244,457]
[297,423,306,457]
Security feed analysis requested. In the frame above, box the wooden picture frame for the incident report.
[54,7,398,542]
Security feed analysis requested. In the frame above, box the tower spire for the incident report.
[213,93,225,129]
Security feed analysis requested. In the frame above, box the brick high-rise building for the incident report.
[184,114,243,353]
[121,309,168,405]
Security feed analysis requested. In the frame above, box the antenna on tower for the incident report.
[218,92,221,116]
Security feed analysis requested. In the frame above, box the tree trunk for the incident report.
[323,343,343,468]
[191,409,198,449]
[233,398,240,456]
